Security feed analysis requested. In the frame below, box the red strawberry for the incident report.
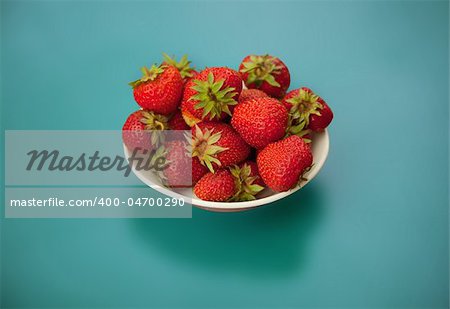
[231,97,288,149]
[130,64,183,115]
[194,170,236,202]
[282,87,333,132]
[122,110,168,151]
[238,89,268,104]
[168,110,190,130]
[194,166,264,202]
[181,67,243,123]
[160,141,209,187]
[162,141,191,187]
[191,122,250,172]
[162,53,198,84]
[257,135,313,192]
[239,55,290,98]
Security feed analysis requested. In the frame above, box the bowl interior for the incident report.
[124,130,329,211]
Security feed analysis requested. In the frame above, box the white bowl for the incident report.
[124,130,329,212]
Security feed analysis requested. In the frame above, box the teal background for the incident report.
[1,0,449,308]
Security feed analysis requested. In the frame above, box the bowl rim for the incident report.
[124,129,329,210]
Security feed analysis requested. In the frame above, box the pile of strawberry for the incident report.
[123,54,333,202]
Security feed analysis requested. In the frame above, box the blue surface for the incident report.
[1,1,449,308]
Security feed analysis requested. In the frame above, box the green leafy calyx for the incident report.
[139,110,169,146]
[189,125,228,173]
[129,64,165,88]
[286,120,312,143]
[229,164,264,202]
[285,88,323,133]
[240,55,282,88]
[189,72,238,120]
[140,110,169,130]
[162,53,196,79]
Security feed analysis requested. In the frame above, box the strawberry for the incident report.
[162,53,197,84]
[231,97,288,149]
[257,135,313,192]
[159,140,209,187]
[239,54,290,98]
[190,122,250,173]
[129,64,183,115]
[194,165,264,202]
[158,141,209,187]
[181,67,242,124]
[282,87,333,132]
[162,140,192,187]
[194,170,236,202]
[168,110,190,130]
[238,89,268,104]
[122,109,168,151]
